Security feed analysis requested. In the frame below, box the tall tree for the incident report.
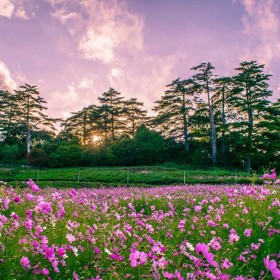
[14,84,58,156]
[62,105,100,145]
[123,98,147,137]
[153,78,196,151]
[98,88,126,140]
[257,99,280,169]
[212,76,233,159]
[229,61,272,172]
[191,62,217,165]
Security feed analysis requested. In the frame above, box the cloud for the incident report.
[239,0,280,65]
[0,0,32,19]
[78,77,94,89]
[79,31,115,63]
[14,5,30,20]
[0,0,14,18]
[49,0,144,63]
[0,61,17,91]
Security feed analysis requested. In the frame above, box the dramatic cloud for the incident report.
[0,61,16,91]
[0,0,14,18]
[239,0,280,65]
[79,31,115,63]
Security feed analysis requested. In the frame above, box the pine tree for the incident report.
[14,84,58,157]
[229,61,272,172]
[212,76,233,160]
[62,105,100,145]
[98,88,126,140]
[153,78,196,151]
[191,62,217,165]
[123,98,147,137]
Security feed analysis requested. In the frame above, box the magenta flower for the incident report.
[244,229,252,237]
[42,268,49,275]
[264,256,280,279]
[27,179,40,192]
[94,246,101,255]
[20,256,30,268]
[4,198,10,210]
[57,247,66,258]
[129,250,147,267]
[196,243,218,267]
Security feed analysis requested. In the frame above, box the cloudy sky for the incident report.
[1,0,280,118]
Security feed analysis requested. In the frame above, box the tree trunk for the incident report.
[209,104,217,165]
[245,155,251,173]
[221,85,226,156]
[83,114,86,145]
[183,92,189,151]
[207,82,217,165]
[26,126,31,157]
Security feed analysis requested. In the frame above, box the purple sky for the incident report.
[0,0,280,118]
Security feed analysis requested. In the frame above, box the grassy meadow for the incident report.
[0,165,260,188]
[0,169,279,279]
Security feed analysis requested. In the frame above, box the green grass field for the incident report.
[0,164,260,187]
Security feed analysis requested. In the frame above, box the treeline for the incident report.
[0,61,279,171]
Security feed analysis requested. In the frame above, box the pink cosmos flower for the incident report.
[196,243,218,267]
[25,193,34,201]
[73,272,80,280]
[42,268,49,275]
[264,256,280,279]
[66,233,76,243]
[244,229,252,237]
[20,256,30,268]
[4,198,10,210]
[211,241,221,251]
[94,246,101,255]
[221,258,233,269]
[27,179,40,192]
[129,250,147,267]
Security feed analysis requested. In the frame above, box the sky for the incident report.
[0,0,280,118]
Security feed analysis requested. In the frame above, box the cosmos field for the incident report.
[0,171,279,280]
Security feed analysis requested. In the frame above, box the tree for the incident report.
[212,76,233,160]
[191,62,217,165]
[123,98,148,137]
[153,78,196,151]
[14,84,59,157]
[98,88,126,140]
[0,90,22,143]
[62,105,100,145]
[255,99,280,169]
[229,61,272,172]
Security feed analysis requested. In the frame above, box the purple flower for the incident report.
[264,256,280,279]
[20,256,30,268]
[129,250,147,267]
[42,268,49,275]
[27,179,40,192]
[196,243,218,267]
[244,229,252,237]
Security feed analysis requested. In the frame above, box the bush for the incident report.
[0,144,20,164]
[27,148,48,167]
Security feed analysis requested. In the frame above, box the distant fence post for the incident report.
[78,171,81,182]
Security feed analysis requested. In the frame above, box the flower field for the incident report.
[0,172,279,279]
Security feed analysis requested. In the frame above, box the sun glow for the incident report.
[92,135,101,143]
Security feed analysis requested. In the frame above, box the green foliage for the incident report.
[0,144,20,164]
[134,126,169,164]
[27,148,48,167]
